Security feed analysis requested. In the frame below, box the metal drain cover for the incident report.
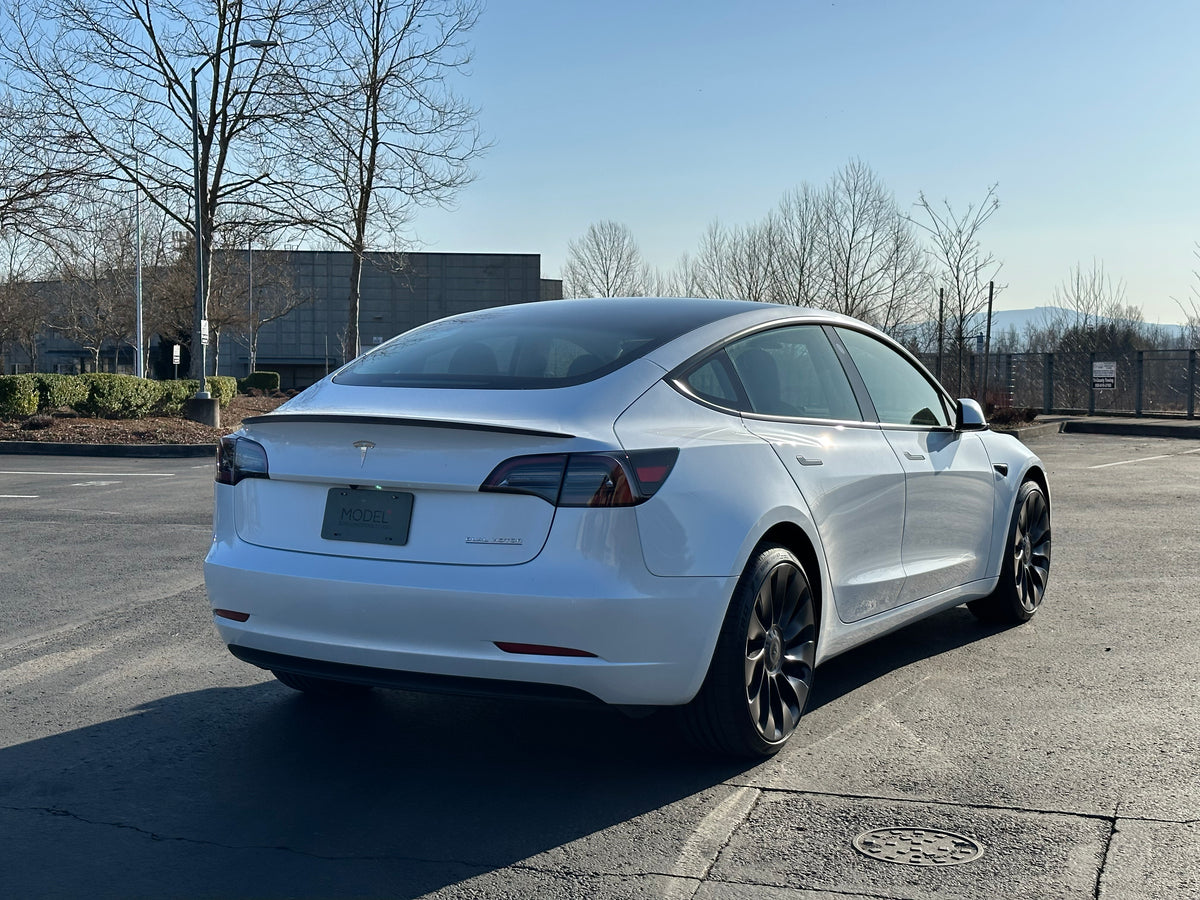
[853,827,984,867]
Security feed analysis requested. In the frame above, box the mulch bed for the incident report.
[0,394,287,445]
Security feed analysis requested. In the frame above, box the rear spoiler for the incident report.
[240,413,575,440]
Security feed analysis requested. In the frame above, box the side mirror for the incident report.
[956,398,987,431]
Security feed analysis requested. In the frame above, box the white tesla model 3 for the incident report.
[205,298,1051,758]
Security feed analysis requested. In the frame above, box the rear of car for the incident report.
[204,299,759,705]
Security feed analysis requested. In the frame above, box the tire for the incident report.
[271,669,371,697]
[681,544,817,758]
[969,480,1051,625]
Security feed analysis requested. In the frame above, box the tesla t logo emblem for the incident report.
[353,440,375,467]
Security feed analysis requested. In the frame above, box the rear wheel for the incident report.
[969,480,1051,624]
[271,669,371,697]
[682,544,817,758]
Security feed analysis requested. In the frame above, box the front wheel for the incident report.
[969,480,1051,624]
[681,544,817,758]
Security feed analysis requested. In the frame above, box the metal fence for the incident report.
[918,349,1200,418]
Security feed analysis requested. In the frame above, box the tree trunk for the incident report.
[346,248,364,360]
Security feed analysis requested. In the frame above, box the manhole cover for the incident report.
[853,827,984,867]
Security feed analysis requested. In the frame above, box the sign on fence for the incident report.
[1092,361,1116,391]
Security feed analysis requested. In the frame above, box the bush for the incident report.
[154,379,201,416]
[206,375,238,407]
[237,371,281,394]
[75,373,159,419]
[33,374,90,413]
[988,406,1039,427]
[0,375,39,419]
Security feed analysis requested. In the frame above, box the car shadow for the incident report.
[0,605,1004,898]
[808,604,1009,712]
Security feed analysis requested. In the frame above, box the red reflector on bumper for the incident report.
[214,609,251,622]
[494,642,597,658]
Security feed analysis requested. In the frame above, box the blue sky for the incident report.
[411,1,1200,322]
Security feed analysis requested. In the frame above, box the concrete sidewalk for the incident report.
[987,414,1200,442]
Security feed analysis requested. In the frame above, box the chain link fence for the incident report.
[919,349,1200,418]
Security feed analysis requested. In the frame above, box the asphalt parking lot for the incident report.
[0,433,1197,899]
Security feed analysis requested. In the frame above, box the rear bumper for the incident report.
[204,531,735,707]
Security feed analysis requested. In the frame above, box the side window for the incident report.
[724,326,862,421]
[680,353,742,408]
[835,328,951,428]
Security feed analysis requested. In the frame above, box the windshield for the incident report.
[334,298,750,389]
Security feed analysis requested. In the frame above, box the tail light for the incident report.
[216,435,270,485]
[481,449,678,507]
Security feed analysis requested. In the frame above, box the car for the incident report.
[205,297,1051,758]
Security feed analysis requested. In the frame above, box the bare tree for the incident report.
[773,184,824,306]
[2,0,294,379]
[206,243,314,373]
[562,220,646,297]
[817,159,928,328]
[0,94,91,235]
[1174,242,1200,348]
[911,184,1003,392]
[49,191,140,371]
[259,0,486,358]
[0,232,51,371]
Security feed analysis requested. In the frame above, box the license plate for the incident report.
[321,488,413,546]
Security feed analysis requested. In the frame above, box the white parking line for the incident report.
[0,494,38,498]
[0,470,175,477]
[1089,447,1200,469]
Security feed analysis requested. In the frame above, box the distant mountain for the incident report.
[964,307,1187,341]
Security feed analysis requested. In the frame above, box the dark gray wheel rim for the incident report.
[1013,489,1051,613]
[745,561,816,742]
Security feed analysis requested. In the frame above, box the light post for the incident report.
[191,38,278,398]
[132,126,144,378]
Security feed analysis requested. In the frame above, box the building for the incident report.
[3,251,564,390]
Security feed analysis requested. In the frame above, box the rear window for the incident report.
[334,298,751,389]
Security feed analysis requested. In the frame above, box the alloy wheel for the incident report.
[1013,488,1051,613]
[744,561,816,742]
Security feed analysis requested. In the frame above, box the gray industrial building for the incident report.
[229,250,561,388]
[5,250,563,390]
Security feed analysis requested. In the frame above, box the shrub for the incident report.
[75,373,159,419]
[237,371,281,394]
[988,406,1039,427]
[154,380,201,416]
[206,375,238,407]
[33,374,90,413]
[0,375,39,419]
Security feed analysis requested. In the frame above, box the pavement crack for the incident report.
[1093,807,1120,900]
[738,785,1123,824]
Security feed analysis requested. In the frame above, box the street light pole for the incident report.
[190,38,279,398]
[133,126,144,378]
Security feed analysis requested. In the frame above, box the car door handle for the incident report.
[796,456,824,466]
[904,451,926,461]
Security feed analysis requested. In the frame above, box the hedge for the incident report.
[237,370,280,394]
[75,373,160,419]
[206,376,238,407]
[1,373,238,419]
[0,374,39,419]
[34,373,91,412]
[154,379,201,416]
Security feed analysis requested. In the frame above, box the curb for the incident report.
[1058,419,1200,440]
[991,421,1064,443]
[0,441,217,458]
